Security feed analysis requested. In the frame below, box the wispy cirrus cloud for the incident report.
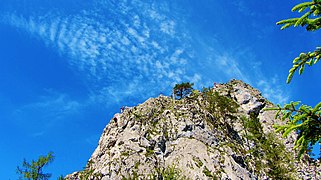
[2,0,200,104]
[214,54,251,84]
[216,51,289,104]
[1,0,288,106]
[12,90,82,135]
[257,77,289,105]
[190,37,289,104]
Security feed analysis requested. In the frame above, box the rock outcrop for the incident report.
[66,79,320,180]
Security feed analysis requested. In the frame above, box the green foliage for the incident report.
[191,89,199,97]
[192,157,203,168]
[242,115,295,179]
[149,165,186,180]
[202,87,239,119]
[121,151,130,157]
[202,166,214,178]
[277,1,321,31]
[243,114,264,142]
[263,133,295,179]
[161,165,183,180]
[173,82,194,100]
[57,176,65,180]
[277,0,321,83]
[145,147,154,157]
[273,0,321,159]
[78,160,103,180]
[266,101,321,158]
[286,47,321,83]
[17,152,54,180]
[134,161,140,169]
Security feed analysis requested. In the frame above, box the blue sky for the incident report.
[0,0,320,179]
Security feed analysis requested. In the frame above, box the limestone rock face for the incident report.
[66,79,320,180]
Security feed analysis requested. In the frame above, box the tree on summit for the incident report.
[173,82,194,99]
[267,0,321,159]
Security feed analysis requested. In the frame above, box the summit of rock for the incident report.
[66,79,320,180]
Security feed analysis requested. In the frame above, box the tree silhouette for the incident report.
[17,152,54,180]
[173,82,194,99]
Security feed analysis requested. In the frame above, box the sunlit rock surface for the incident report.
[66,79,320,180]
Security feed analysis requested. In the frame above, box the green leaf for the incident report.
[315,55,321,64]
[292,57,300,63]
[300,105,311,114]
[286,72,294,83]
[294,135,305,148]
[295,11,312,27]
[312,102,321,113]
[288,67,295,73]
[276,18,299,25]
[299,64,305,75]
[282,112,292,120]
[275,110,281,118]
[299,52,306,58]
[292,114,307,124]
[283,124,304,137]
[306,59,313,66]
[292,2,314,12]
[281,23,293,30]
[275,126,286,133]
[292,101,301,107]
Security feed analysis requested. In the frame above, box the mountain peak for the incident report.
[66,79,320,180]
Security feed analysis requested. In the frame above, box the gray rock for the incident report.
[66,79,320,180]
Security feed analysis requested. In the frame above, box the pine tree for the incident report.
[266,0,321,159]
[173,82,194,99]
[17,152,54,180]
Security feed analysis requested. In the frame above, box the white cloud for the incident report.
[2,0,289,107]
[14,92,81,120]
[215,54,250,84]
[193,40,289,105]
[12,91,82,135]
[257,78,289,105]
[215,53,288,104]
[160,20,175,35]
[1,0,196,103]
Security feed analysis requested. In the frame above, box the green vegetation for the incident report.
[145,147,154,157]
[242,114,295,179]
[202,166,214,178]
[16,153,101,180]
[267,101,321,157]
[193,157,203,168]
[153,165,186,180]
[267,0,321,159]
[161,165,183,180]
[121,151,130,157]
[17,152,54,180]
[57,176,64,180]
[122,164,185,180]
[173,82,194,99]
[78,160,102,180]
[134,161,140,169]
[202,87,239,120]
[201,87,240,136]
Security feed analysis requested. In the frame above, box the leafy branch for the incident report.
[266,0,321,159]
[286,47,321,83]
[277,0,321,83]
[266,101,321,158]
[277,1,321,31]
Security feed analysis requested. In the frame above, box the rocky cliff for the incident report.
[66,79,320,180]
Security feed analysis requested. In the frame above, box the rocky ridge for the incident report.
[66,79,320,179]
